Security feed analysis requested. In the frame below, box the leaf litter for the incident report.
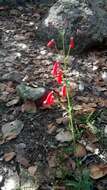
[0,2,107,190]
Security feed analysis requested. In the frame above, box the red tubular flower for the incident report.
[43,91,55,106]
[60,84,67,97]
[51,61,60,76]
[56,70,63,84]
[47,39,55,48]
[69,37,75,49]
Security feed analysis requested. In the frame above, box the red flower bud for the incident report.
[43,91,55,106]
[60,84,67,97]
[69,37,75,49]
[47,39,55,48]
[56,70,63,84]
[51,61,60,76]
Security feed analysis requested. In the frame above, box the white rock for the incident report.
[78,81,85,91]
[40,50,47,55]
[15,52,21,58]
[0,175,3,183]
[104,125,107,136]
[92,65,98,71]
[102,71,107,82]
[18,43,27,50]
[29,22,34,26]
[2,120,24,140]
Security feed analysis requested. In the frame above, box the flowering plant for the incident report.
[44,36,75,144]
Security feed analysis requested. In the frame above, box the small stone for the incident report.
[0,175,3,183]
[92,65,98,71]
[16,84,46,101]
[6,97,19,107]
[2,120,24,140]
[55,130,72,142]
[104,125,107,136]
[102,71,107,82]
[78,81,85,91]
[14,34,26,41]
[40,50,47,55]
[2,71,22,83]
[29,22,34,26]
[18,43,27,50]
[15,52,21,58]
[0,83,6,91]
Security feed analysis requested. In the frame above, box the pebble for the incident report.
[0,175,3,183]
[55,130,72,142]
[78,81,85,91]
[18,43,28,50]
[2,120,24,140]
[104,125,107,136]
[102,71,107,82]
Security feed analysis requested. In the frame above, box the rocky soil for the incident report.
[0,1,107,190]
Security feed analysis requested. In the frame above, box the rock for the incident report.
[0,175,3,183]
[15,143,26,153]
[102,71,107,82]
[6,97,19,107]
[104,125,107,136]
[39,0,107,53]
[2,71,22,83]
[2,120,24,141]
[78,81,85,92]
[55,130,72,142]
[17,43,28,50]
[16,84,46,101]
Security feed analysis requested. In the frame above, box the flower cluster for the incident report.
[43,37,75,106]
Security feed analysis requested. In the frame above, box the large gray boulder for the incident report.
[38,0,107,53]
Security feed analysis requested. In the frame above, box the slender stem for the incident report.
[66,80,75,145]
[63,44,76,146]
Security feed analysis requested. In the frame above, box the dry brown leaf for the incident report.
[16,154,30,168]
[47,123,56,134]
[89,163,107,179]
[4,152,16,162]
[28,166,37,176]
[66,159,76,171]
[97,97,107,107]
[74,103,97,114]
[74,143,87,158]
[21,100,37,113]
[6,134,17,141]
[84,129,98,143]
[48,151,57,168]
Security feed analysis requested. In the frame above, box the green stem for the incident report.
[63,48,75,147]
[66,84,75,146]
